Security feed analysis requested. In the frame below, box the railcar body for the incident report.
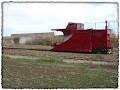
[51,21,112,53]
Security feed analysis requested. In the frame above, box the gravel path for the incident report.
[4,54,117,66]
[63,59,116,65]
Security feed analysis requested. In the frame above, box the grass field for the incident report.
[2,45,118,88]
[2,54,118,88]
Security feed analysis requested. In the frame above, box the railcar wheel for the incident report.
[107,49,112,54]
[103,49,108,54]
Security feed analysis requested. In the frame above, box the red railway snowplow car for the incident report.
[51,21,112,54]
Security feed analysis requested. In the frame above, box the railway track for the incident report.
[3,46,51,51]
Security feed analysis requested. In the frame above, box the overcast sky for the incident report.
[3,3,118,36]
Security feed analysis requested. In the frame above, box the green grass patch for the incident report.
[3,55,65,65]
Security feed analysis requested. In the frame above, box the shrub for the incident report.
[13,37,20,44]
[111,33,118,48]
[25,39,52,45]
